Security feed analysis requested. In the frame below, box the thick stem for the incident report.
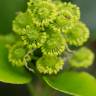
[27,78,59,96]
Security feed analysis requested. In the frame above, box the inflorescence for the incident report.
[8,0,94,74]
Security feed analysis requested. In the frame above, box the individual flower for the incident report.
[8,42,31,67]
[41,33,66,56]
[69,47,94,68]
[27,0,57,26]
[57,2,80,21]
[13,12,32,35]
[64,21,89,46]
[36,55,64,74]
[49,2,80,33]
[21,25,47,49]
[54,10,74,32]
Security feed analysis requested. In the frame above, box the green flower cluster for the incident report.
[8,0,94,74]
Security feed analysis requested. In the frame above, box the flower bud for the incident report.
[69,47,95,68]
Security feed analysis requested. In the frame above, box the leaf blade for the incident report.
[43,71,96,96]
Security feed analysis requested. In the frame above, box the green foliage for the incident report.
[0,0,27,34]
[44,71,96,96]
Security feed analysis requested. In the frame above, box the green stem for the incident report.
[27,79,58,96]
[27,83,34,96]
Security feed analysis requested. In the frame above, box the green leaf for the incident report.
[0,43,31,84]
[43,71,96,96]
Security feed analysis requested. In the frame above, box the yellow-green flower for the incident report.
[49,2,80,33]
[27,0,57,27]
[41,33,66,56]
[69,47,94,68]
[36,55,64,74]
[8,42,31,67]
[13,12,32,35]
[64,22,89,46]
[21,25,47,49]
[55,10,74,32]
[57,2,80,21]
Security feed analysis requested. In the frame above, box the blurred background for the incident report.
[0,0,96,96]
